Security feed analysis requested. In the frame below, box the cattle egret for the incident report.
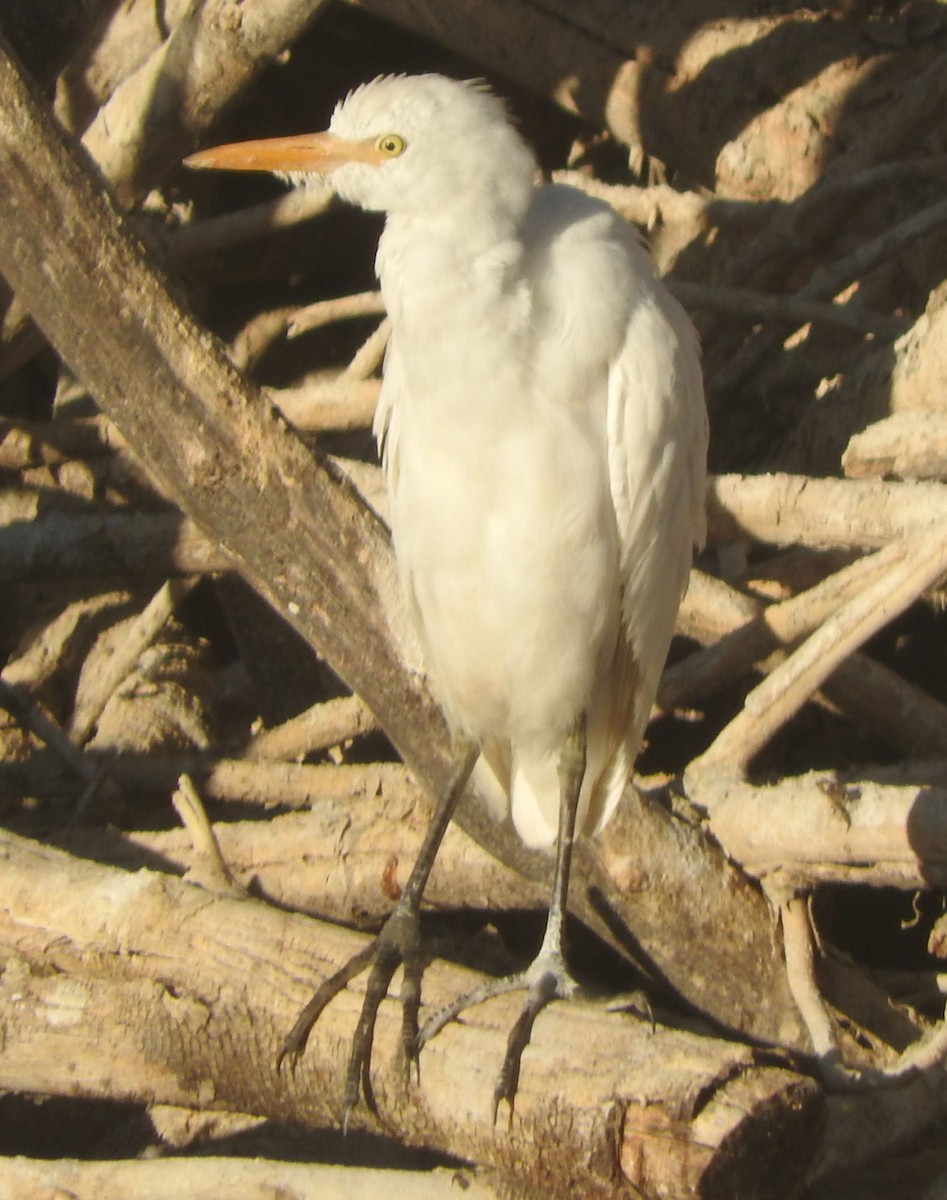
[186,73,708,1117]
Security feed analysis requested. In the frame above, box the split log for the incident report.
[0,828,823,1200]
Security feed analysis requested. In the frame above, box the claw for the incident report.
[420,952,580,1120]
[280,902,426,1116]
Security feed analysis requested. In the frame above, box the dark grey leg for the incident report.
[280,739,479,1118]
[420,717,588,1120]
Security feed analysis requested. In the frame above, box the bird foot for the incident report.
[278,900,425,1121]
[419,949,580,1121]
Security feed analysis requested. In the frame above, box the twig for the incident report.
[782,898,947,1092]
[171,773,246,897]
[671,279,907,337]
[713,195,947,394]
[167,188,333,260]
[691,525,947,776]
[288,290,386,338]
[244,693,377,760]
[70,577,199,743]
[266,378,380,431]
[343,317,391,381]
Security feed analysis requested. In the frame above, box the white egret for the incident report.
[186,73,708,1117]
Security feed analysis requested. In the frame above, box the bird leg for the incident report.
[279,739,479,1118]
[420,717,587,1120]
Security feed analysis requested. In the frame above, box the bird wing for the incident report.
[583,236,708,834]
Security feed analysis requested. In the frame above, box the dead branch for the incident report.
[57,777,542,923]
[692,770,947,892]
[69,577,199,743]
[80,0,334,207]
[672,280,905,337]
[268,378,380,432]
[167,187,334,260]
[54,0,192,134]
[691,525,947,776]
[0,1158,503,1200]
[843,412,947,481]
[708,473,947,550]
[244,693,378,760]
[172,773,247,897]
[719,46,947,292]
[665,563,947,760]
[0,510,228,580]
[0,414,126,468]
[0,828,824,1200]
[288,290,386,337]
[713,194,947,394]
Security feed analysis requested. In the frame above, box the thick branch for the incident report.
[0,830,823,1200]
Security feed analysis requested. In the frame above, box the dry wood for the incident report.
[712,194,947,395]
[843,412,947,481]
[57,761,947,916]
[54,0,193,134]
[672,280,905,337]
[665,556,947,759]
[0,1158,502,1200]
[781,898,947,1092]
[0,510,229,580]
[57,775,542,923]
[696,770,947,892]
[80,0,334,207]
[167,187,334,260]
[719,47,947,293]
[0,829,824,1200]
[1,0,336,376]
[269,377,380,432]
[708,473,947,550]
[0,414,126,468]
[244,693,378,760]
[0,34,810,1049]
[69,577,199,743]
[288,290,386,337]
[171,773,247,898]
[691,526,947,777]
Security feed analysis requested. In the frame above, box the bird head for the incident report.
[185,74,538,225]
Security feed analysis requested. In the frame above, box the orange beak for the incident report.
[184,131,383,175]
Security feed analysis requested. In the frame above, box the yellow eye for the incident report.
[376,133,407,157]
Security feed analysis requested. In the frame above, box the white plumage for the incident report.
[343,76,707,847]
[190,73,707,848]
[187,72,708,1109]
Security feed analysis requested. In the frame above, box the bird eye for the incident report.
[376,133,407,157]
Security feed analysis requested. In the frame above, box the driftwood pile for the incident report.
[1,2,947,1198]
